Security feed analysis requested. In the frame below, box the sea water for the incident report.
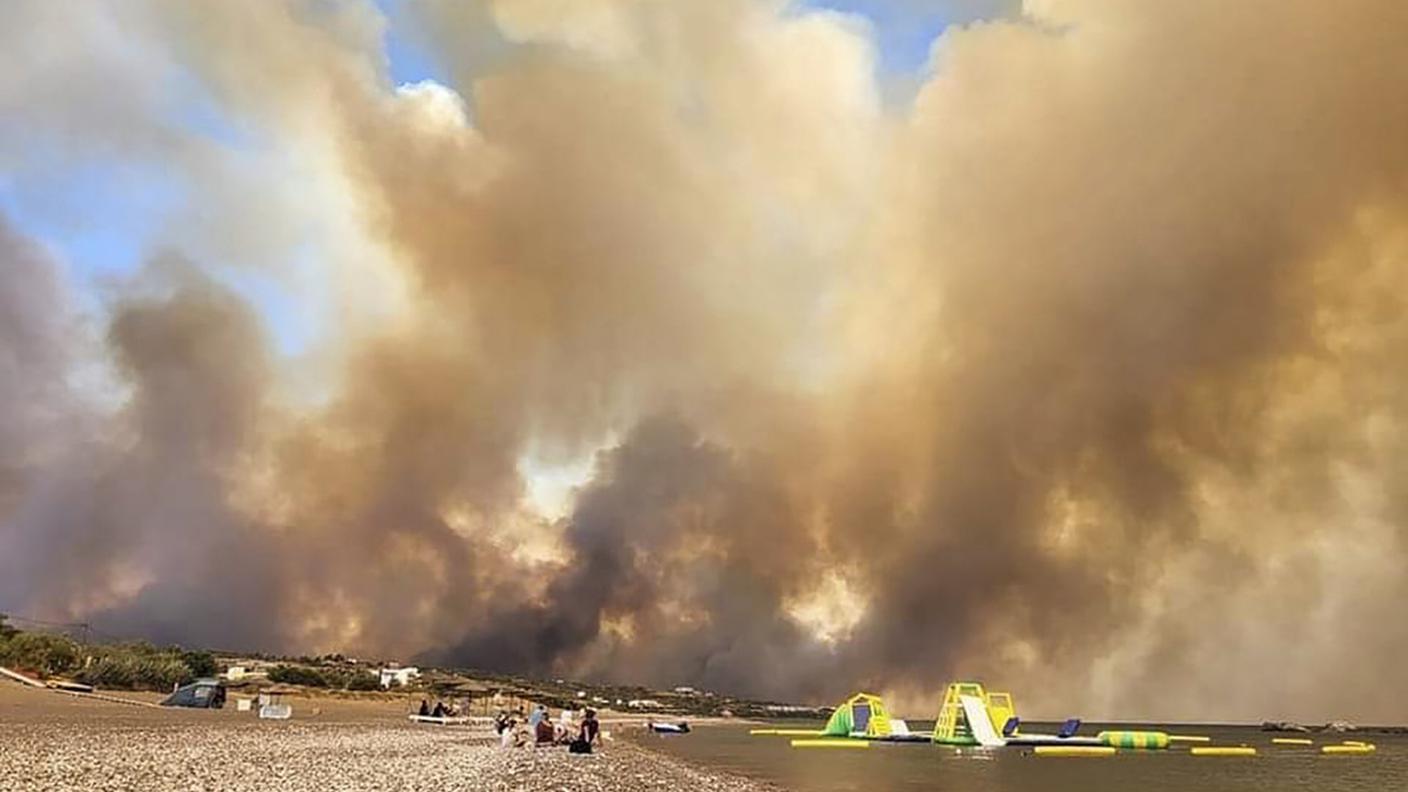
[638,722,1408,791]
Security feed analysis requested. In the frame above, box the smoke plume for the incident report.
[4,0,1408,721]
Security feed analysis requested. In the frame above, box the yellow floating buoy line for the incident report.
[1322,743,1375,755]
[1271,737,1314,746]
[791,739,871,749]
[1034,746,1116,757]
[1190,746,1257,757]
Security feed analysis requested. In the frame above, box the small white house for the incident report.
[378,666,420,688]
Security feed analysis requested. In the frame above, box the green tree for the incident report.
[180,649,218,678]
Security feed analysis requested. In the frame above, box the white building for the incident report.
[223,666,268,682]
[378,665,420,688]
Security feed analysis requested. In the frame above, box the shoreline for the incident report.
[0,681,777,791]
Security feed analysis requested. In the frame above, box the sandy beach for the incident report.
[0,683,774,791]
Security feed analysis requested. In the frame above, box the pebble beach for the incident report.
[0,683,774,791]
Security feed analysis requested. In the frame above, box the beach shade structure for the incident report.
[161,678,226,709]
[822,693,892,738]
[932,682,1018,745]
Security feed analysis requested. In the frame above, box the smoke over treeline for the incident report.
[4,0,1408,722]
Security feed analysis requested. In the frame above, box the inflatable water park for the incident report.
[750,682,1378,757]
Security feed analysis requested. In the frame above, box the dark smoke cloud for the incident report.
[0,218,76,550]
[0,250,288,651]
[4,0,1408,723]
[440,416,839,700]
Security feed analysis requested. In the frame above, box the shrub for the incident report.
[0,632,82,676]
[76,656,139,689]
[267,664,330,688]
[0,626,223,691]
[75,647,193,691]
[344,672,382,691]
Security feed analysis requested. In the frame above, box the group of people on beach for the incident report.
[495,705,601,753]
[416,699,454,718]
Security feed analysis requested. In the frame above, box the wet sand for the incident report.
[0,683,775,791]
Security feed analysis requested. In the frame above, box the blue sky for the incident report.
[806,0,987,73]
[3,0,1012,355]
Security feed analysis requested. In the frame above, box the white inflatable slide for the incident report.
[958,695,1006,747]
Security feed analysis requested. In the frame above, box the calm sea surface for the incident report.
[639,722,1407,791]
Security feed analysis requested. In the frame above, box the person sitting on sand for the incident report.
[553,709,572,743]
[569,709,600,754]
[418,700,430,717]
[431,701,447,718]
[535,713,555,746]
[500,715,523,748]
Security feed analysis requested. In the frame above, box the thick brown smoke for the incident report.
[4,0,1408,721]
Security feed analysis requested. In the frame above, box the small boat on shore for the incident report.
[409,714,472,725]
[649,721,691,734]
